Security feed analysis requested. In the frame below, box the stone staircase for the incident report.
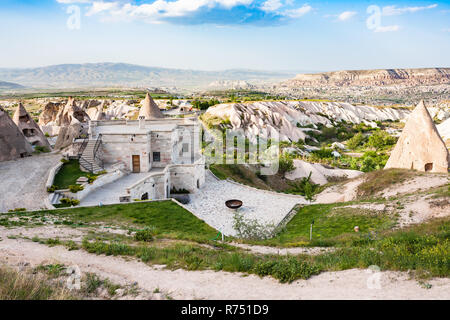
[80,140,103,174]
[50,192,63,205]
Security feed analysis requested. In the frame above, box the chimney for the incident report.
[139,116,145,129]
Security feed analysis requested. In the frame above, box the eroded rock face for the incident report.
[204,101,410,143]
[38,102,62,126]
[13,103,51,149]
[284,68,450,87]
[0,106,33,162]
[54,120,83,150]
[39,98,90,136]
[385,101,449,173]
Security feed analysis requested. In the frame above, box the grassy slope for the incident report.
[242,202,396,247]
[41,201,219,242]
[53,160,88,189]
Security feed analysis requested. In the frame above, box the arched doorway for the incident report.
[141,193,149,201]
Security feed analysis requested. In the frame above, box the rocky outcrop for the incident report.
[0,106,33,162]
[38,102,63,126]
[385,101,449,173]
[39,98,90,136]
[204,101,410,143]
[54,120,83,150]
[283,68,450,87]
[139,93,165,119]
[437,118,450,147]
[13,103,51,149]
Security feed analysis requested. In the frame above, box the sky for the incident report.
[0,0,449,71]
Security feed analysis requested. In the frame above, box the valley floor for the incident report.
[0,232,448,300]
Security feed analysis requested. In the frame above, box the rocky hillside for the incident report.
[0,63,294,89]
[0,81,24,90]
[203,101,411,143]
[282,68,450,87]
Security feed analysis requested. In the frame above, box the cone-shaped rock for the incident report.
[139,93,164,119]
[384,101,449,173]
[0,106,33,162]
[13,103,51,149]
[55,97,90,126]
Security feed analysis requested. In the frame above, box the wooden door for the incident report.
[132,155,140,173]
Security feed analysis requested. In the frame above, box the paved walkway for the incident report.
[0,154,61,213]
[186,172,306,236]
[79,173,149,207]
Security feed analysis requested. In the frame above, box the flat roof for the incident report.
[96,123,178,135]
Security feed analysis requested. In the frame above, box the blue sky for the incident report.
[0,0,449,71]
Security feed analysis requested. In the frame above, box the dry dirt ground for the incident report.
[0,226,448,300]
[0,153,61,213]
[316,174,449,204]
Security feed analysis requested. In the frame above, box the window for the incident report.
[153,152,161,162]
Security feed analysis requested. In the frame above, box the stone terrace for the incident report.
[185,172,306,236]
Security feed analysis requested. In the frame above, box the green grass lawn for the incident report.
[43,201,219,242]
[53,160,88,189]
[250,203,397,247]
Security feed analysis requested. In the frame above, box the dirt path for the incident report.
[0,237,448,300]
[0,153,61,213]
[230,243,334,256]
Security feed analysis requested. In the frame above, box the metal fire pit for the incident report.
[225,199,243,210]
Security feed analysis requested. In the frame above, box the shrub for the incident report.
[34,146,50,153]
[69,184,84,193]
[59,198,80,206]
[134,228,154,242]
[347,132,365,150]
[271,258,320,283]
[47,185,59,193]
[365,130,397,150]
[233,213,275,240]
[286,172,320,201]
[279,155,295,175]
[8,208,26,213]
[60,158,69,164]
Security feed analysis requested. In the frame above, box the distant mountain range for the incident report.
[0,63,296,90]
[0,80,24,90]
[281,68,450,87]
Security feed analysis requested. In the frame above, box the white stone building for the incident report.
[81,94,206,201]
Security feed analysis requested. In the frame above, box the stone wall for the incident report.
[101,133,151,172]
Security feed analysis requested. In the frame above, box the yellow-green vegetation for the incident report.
[0,266,75,300]
[80,215,449,281]
[53,159,105,190]
[252,203,397,247]
[28,201,218,242]
[357,169,417,199]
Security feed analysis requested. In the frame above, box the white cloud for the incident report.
[56,0,92,3]
[337,11,356,21]
[282,4,312,18]
[83,0,255,21]
[374,25,400,32]
[86,1,120,16]
[261,0,283,13]
[382,4,437,16]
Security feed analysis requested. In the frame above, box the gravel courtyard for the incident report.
[185,172,306,236]
[0,154,61,213]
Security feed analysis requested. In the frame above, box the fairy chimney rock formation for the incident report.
[139,93,165,119]
[0,106,33,162]
[384,101,449,173]
[13,103,51,149]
